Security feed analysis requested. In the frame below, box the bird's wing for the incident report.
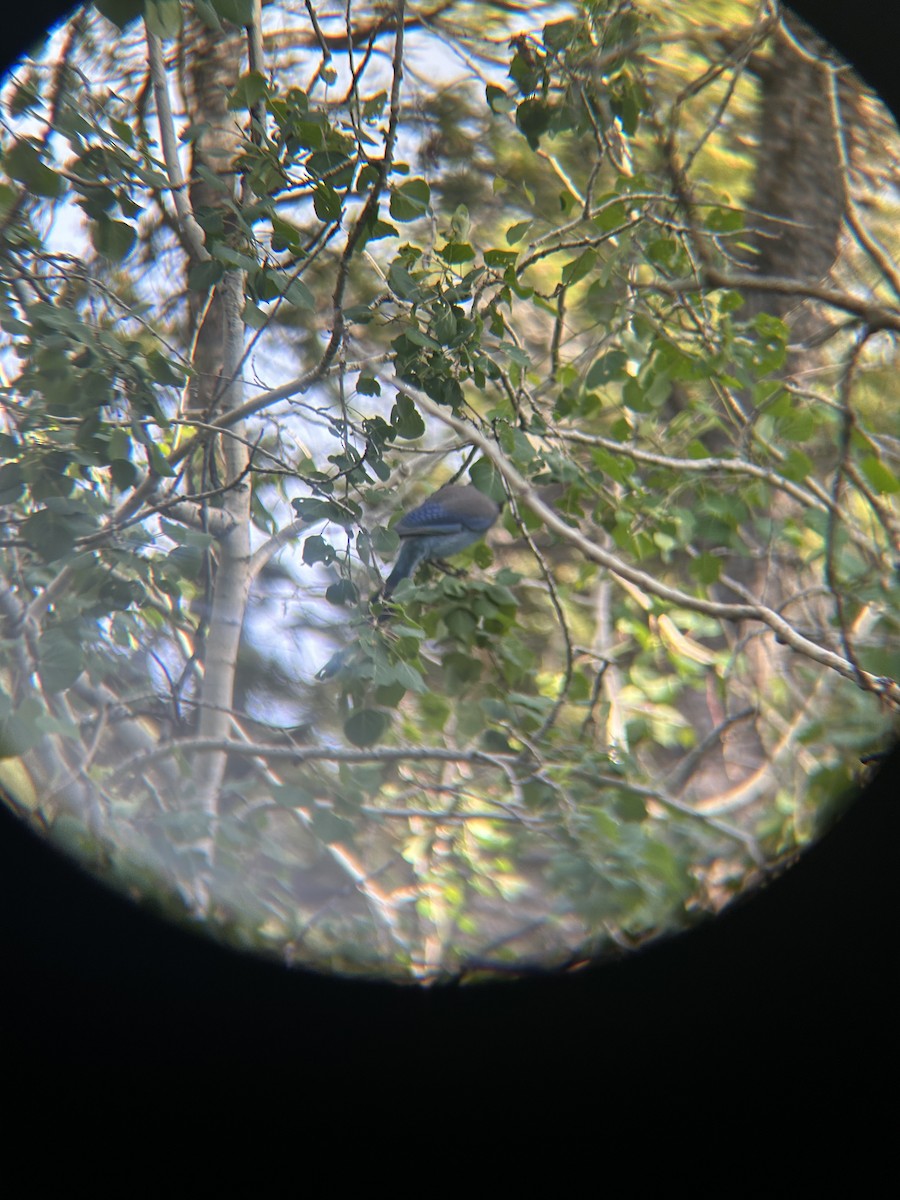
[394,506,466,538]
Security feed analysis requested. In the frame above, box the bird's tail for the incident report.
[382,539,421,598]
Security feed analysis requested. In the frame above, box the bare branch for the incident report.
[647,268,900,333]
[109,736,524,789]
[249,518,307,578]
[145,25,210,263]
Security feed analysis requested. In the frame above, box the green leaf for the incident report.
[776,405,814,442]
[229,71,269,111]
[485,84,515,114]
[146,349,185,386]
[144,0,183,39]
[270,215,301,252]
[302,534,335,565]
[292,497,357,527]
[505,220,531,245]
[0,698,46,758]
[780,449,813,482]
[509,47,542,97]
[37,630,85,693]
[374,681,408,705]
[191,0,224,30]
[306,150,354,189]
[211,242,256,270]
[585,349,627,387]
[485,583,518,609]
[146,442,176,477]
[614,791,647,822]
[22,508,78,562]
[438,242,476,265]
[388,260,423,302]
[467,460,505,503]
[325,579,359,606]
[622,377,651,412]
[166,544,204,577]
[646,237,677,268]
[211,0,254,24]
[284,277,315,309]
[593,198,628,233]
[444,608,476,639]
[391,393,425,440]
[357,373,381,396]
[0,462,24,504]
[4,139,62,198]
[689,551,722,585]
[8,79,39,116]
[432,308,457,344]
[444,652,482,690]
[610,78,643,136]
[311,807,354,844]
[90,216,136,262]
[363,212,400,240]
[706,206,744,233]
[543,18,580,51]
[358,91,386,119]
[344,709,390,747]
[187,260,224,291]
[515,98,552,149]
[389,177,430,222]
[387,659,426,694]
[561,248,597,287]
[110,458,137,490]
[254,270,285,304]
[403,326,441,350]
[94,0,144,29]
[242,300,266,329]
[313,184,342,222]
[450,205,470,240]
[718,289,745,314]
[860,454,900,494]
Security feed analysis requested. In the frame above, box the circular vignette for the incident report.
[1,0,898,1000]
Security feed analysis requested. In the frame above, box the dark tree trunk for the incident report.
[742,17,844,320]
[184,15,244,419]
[674,15,849,807]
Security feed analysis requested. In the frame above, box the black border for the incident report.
[1,1,897,1098]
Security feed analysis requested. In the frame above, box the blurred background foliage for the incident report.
[1,0,898,979]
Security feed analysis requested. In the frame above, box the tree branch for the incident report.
[645,268,900,332]
[145,25,210,263]
[391,376,900,707]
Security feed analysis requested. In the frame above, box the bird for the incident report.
[381,483,502,598]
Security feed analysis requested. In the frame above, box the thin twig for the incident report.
[387,375,900,706]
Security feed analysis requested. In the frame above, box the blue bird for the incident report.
[382,484,502,597]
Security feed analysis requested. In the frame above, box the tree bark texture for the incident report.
[742,18,844,320]
[670,16,849,803]
[185,14,245,419]
[175,18,253,903]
